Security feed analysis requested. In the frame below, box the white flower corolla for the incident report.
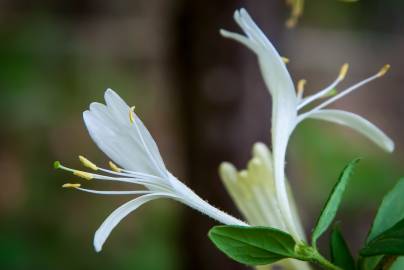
[221,8,394,241]
[220,143,311,270]
[55,88,247,252]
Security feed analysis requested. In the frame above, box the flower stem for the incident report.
[312,251,342,270]
[295,243,341,270]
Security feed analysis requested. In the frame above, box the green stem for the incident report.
[312,251,342,270]
[295,243,341,270]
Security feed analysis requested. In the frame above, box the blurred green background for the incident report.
[1,0,404,269]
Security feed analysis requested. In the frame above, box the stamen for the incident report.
[297,63,348,110]
[338,63,349,80]
[297,79,306,99]
[79,155,98,171]
[286,0,304,28]
[129,106,136,124]
[306,65,390,114]
[76,188,153,196]
[55,161,166,187]
[321,88,337,98]
[109,161,121,172]
[62,183,81,188]
[73,170,93,180]
[377,64,390,77]
[281,57,290,64]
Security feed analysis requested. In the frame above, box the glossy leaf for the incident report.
[312,158,360,246]
[361,219,404,256]
[360,179,404,270]
[389,256,404,270]
[208,225,298,265]
[330,225,356,270]
[367,179,404,243]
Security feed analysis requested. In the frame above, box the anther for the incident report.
[285,0,304,28]
[62,183,81,188]
[281,57,290,64]
[129,106,136,124]
[109,161,121,173]
[338,63,349,80]
[79,155,98,171]
[297,79,306,97]
[377,64,390,77]
[73,170,93,180]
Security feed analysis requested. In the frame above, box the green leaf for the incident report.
[359,179,404,270]
[361,219,404,256]
[389,256,404,270]
[312,158,360,246]
[367,178,404,243]
[208,225,299,265]
[358,256,382,270]
[330,225,356,270]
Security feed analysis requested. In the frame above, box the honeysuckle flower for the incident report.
[55,89,247,252]
[220,143,311,270]
[220,8,393,243]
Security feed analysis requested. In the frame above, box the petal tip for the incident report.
[386,141,395,153]
[82,110,91,122]
[93,233,104,253]
[105,88,115,94]
[104,88,118,101]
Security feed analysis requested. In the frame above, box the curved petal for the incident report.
[302,109,394,152]
[222,9,297,104]
[222,8,299,238]
[83,89,167,177]
[94,193,177,252]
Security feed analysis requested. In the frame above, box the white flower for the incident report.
[55,88,247,252]
[220,8,394,241]
[220,143,311,270]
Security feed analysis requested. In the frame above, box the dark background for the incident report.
[1,0,404,269]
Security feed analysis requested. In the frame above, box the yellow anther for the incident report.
[129,106,136,124]
[281,57,290,64]
[338,63,349,80]
[73,170,93,180]
[285,0,304,28]
[79,155,98,171]
[62,183,81,188]
[109,161,121,173]
[377,64,390,77]
[297,79,306,96]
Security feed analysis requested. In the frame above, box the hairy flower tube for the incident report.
[220,8,393,247]
[55,89,247,252]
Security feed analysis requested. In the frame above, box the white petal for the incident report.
[94,193,178,252]
[83,110,154,175]
[303,109,394,152]
[222,9,297,104]
[83,89,167,177]
[226,9,300,238]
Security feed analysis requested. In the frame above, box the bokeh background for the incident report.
[1,0,404,269]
